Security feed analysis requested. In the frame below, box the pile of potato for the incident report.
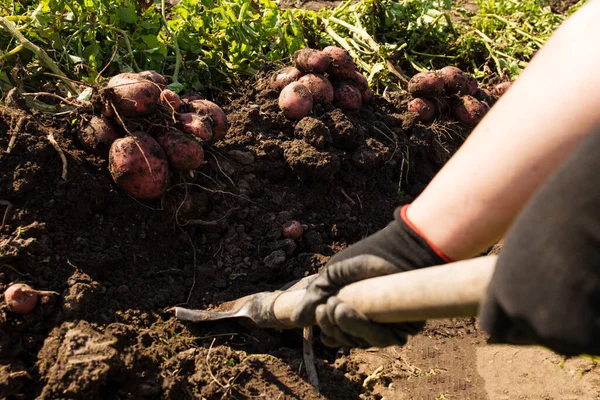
[272,46,373,119]
[407,66,511,127]
[77,71,227,200]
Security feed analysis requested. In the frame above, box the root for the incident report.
[340,188,356,206]
[302,327,320,392]
[46,132,68,181]
[21,92,81,107]
[206,150,237,189]
[7,116,26,154]
[0,200,13,229]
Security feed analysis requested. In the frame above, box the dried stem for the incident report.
[46,133,68,181]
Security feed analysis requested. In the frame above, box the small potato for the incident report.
[279,81,314,120]
[333,81,362,114]
[466,75,478,96]
[4,283,38,314]
[108,132,170,200]
[438,66,469,94]
[493,81,512,96]
[188,100,228,141]
[408,98,436,122]
[157,128,205,170]
[178,113,213,141]
[77,115,121,156]
[160,89,181,110]
[138,70,168,87]
[452,95,487,127]
[298,74,334,105]
[408,72,445,97]
[349,71,369,95]
[106,72,161,117]
[271,67,303,91]
[361,88,374,104]
[323,46,357,79]
[293,48,331,74]
[282,220,303,240]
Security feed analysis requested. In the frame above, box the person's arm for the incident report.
[408,0,600,260]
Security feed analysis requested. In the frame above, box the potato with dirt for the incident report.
[323,46,357,79]
[77,115,121,156]
[271,67,303,91]
[188,99,228,141]
[293,48,331,74]
[438,66,469,94]
[177,112,213,141]
[408,71,445,97]
[106,72,162,117]
[4,283,57,314]
[408,98,437,122]
[279,81,314,120]
[298,74,334,105]
[494,81,513,96]
[160,89,181,110]
[138,70,168,87]
[452,95,488,127]
[333,81,362,114]
[157,129,205,171]
[108,132,170,200]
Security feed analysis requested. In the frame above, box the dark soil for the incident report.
[0,66,471,399]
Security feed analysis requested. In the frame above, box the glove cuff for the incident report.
[397,205,453,263]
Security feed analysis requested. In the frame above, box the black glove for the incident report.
[479,126,600,356]
[291,205,451,348]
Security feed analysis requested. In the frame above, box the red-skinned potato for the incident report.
[77,115,121,156]
[349,71,369,95]
[452,95,487,127]
[271,67,303,91]
[188,100,228,141]
[333,81,362,114]
[177,113,213,141]
[408,72,445,97]
[438,66,469,94]
[108,132,170,200]
[466,75,478,96]
[279,81,314,120]
[160,89,181,110]
[408,98,436,122]
[361,88,374,104]
[494,81,512,96]
[138,70,168,87]
[157,129,204,170]
[282,220,303,240]
[475,88,493,104]
[106,72,161,117]
[4,283,58,314]
[298,74,334,105]
[323,46,357,79]
[293,48,331,74]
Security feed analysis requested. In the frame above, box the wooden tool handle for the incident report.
[273,256,497,327]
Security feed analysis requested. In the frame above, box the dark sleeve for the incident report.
[479,124,600,356]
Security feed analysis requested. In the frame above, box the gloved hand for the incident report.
[479,127,600,356]
[291,205,452,348]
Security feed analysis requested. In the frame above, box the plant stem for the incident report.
[0,44,24,62]
[98,23,141,72]
[0,17,78,95]
[160,0,181,83]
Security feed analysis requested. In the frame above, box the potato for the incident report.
[298,74,334,105]
[188,100,228,141]
[271,67,303,91]
[106,72,161,117]
[282,220,304,240]
[108,132,170,200]
[157,128,204,170]
[438,66,469,94]
[408,98,436,122]
[408,72,445,97]
[323,46,357,79]
[333,81,362,114]
[138,70,168,87]
[77,115,121,156]
[349,71,369,95]
[177,113,213,141]
[4,283,38,314]
[278,81,314,120]
[475,88,493,104]
[493,81,512,96]
[452,95,487,127]
[466,75,478,96]
[160,89,181,110]
[362,88,374,104]
[293,48,331,74]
